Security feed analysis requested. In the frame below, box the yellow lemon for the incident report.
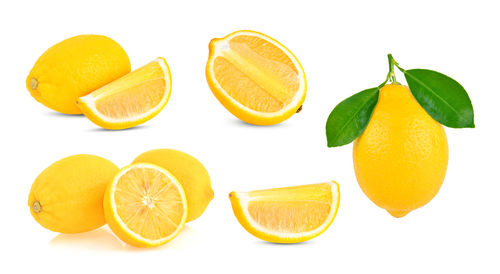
[27,35,131,114]
[206,30,306,125]
[132,149,213,222]
[353,84,448,217]
[77,58,171,130]
[229,182,340,243]
[28,154,119,233]
[103,163,187,247]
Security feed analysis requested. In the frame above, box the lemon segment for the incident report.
[214,39,297,104]
[206,30,306,125]
[77,58,171,130]
[104,163,187,248]
[229,181,340,243]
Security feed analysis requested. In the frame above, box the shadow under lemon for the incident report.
[86,124,151,132]
[228,118,291,128]
[42,111,85,118]
[255,239,317,246]
[50,225,194,251]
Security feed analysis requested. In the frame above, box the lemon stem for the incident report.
[30,78,38,90]
[377,54,403,89]
[387,54,400,85]
[32,201,42,213]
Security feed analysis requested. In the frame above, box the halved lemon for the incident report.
[77,57,171,130]
[229,181,340,243]
[206,30,306,125]
[103,163,187,248]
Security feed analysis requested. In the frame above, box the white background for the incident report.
[1,0,499,273]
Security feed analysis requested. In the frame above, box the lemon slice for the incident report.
[104,163,187,248]
[206,30,306,125]
[229,181,340,243]
[77,57,171,130]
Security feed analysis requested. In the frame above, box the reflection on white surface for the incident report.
[49,225,194,251]
[49,226,127,251]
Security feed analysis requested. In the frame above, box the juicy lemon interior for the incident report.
[93,60,166,119]
[114,166,185,240]
[246,183,333,233]
[248,200,331,233]
[213,35,300,113]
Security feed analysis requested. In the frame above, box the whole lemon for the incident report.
[353,84,448,217]
[28,154,119,233]
[26,35,131,114]
[133,149,214,222]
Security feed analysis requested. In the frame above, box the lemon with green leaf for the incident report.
[326,54,474,217]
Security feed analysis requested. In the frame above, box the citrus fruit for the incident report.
[27,35,130,114]
[77,57,171,130]
[206,30,306,125]
[132,149,213,222]
[103,163,187,247]
[229,181,340,243]
[28,154,119,233]
[353,84,448,217]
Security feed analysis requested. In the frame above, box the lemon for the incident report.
[206,30,306,125]
[77,58,171,130]
[132,149,214,222]
[27,35,131,114]
[229,181,340,243]
[28,154,119,233]
[353,84,448,217]
[104,163,187,247]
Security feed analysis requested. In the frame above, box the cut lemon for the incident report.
[229,181,340,243]
[103,163,187,248]
[77,57,171,130]
[206,30,306,125]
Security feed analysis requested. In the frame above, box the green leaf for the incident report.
[326,87,379,147]
[403,69,474,128]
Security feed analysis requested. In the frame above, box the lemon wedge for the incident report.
[229,181,340,243]
[77,57,171,130]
